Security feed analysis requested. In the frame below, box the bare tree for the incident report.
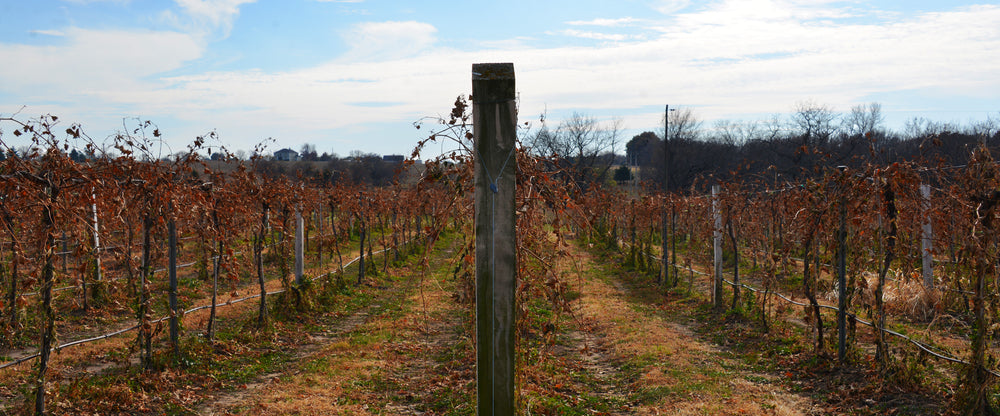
[761,113,785,141]
[791,100,839,146]
[843,102,885,137]
[903,116,957,139]
[528,112,622,189]
[528,124,561,157]
[300,143,318,161]
[713,119,761,145]
[967,113,1000,139]
[664,107,703,142]
[712,120,739,145]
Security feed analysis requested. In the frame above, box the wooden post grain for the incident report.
[295,208,304,286]
[473,62,517,416]
[662,105,670,286]
[921,184,933,289]
[712,185,723,308]
[837,187,848,364]
[168,211,180,360]
[91,194,102,282]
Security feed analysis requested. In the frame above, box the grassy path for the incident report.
[556,240,818,415]
[213,236,475,415]
[211,235,824,415]
[25,228,943,414]
[211,234,945,415]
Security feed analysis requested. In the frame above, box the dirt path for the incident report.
[196,300,380,415]
[209,244,474,415]
[561,241,820,415]
[173,236,822,415]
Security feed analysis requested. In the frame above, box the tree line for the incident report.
[631,102,1000,191]
[250,155,413,187]
[522,102,1000,192]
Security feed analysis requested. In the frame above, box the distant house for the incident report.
[274,148,299,161]
[382,154,405,163]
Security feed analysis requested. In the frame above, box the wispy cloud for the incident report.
[173,0,256,37]
[566,17,642,27]
[652,0,690,15]
[28,29,66,37]
[0,26,203,123]
[557,29,641,42]
[339,20,438,62]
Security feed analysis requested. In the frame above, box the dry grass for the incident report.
[214,242,473,415]
[562,241,817,415]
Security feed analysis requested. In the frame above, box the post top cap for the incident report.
[472,63,515,80]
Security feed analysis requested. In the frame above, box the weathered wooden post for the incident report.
[91,193,102,283]
[671,204,678,287]
[921,184,933,289]
[139,214,153,368]
[168,209,180,360]
[295,208,304,286]
[473,62,517,416]
[837,173,848,364]
[358,194,366,284]
[316,207,323,265]
[712,185,723,308]
[661,104,671,286]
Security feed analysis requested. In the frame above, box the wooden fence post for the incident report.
[139,214,153,368]
[661,105,670,286]
[316,207,323,265]
[91,194,102,283]
[837,184,848,364]
[671,204,678,287]
[473,62,517,416]
[358,195,366,285]
[295,208,304,286]
[168,209,180,360]
[712,185,723,309]
[921,184,934,289]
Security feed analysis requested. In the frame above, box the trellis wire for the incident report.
[0,238,405,371]
[617,238,999,377]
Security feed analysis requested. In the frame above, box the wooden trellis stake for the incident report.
[473,62,517,416]
[712,185,723,308]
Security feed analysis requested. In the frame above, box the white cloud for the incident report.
[652,0,691,15]
[28,30,66,37]
[557,29,639,42]
[566,17,642,27]
[0,27,203,99]
[477,37,535,50]
[173,0,256,36]
[339,21,438,62]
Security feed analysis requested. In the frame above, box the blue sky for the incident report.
[1,0,999,159]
